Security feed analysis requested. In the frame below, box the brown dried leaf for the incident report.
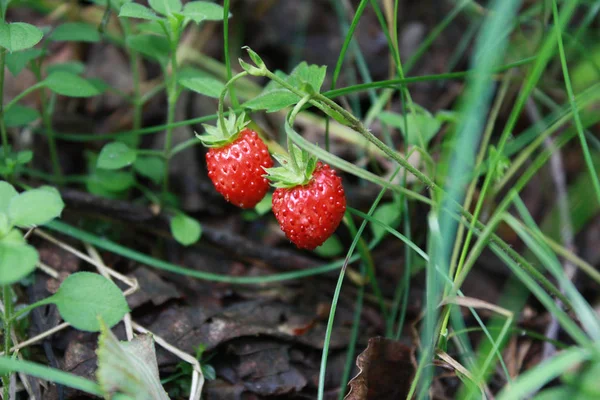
[345,337,415,400]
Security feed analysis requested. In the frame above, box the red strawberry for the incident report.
[266,146,346,250]
[199,114,273,208]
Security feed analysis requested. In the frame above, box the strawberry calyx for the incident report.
[264,144,318,188]
[197,111,250,148]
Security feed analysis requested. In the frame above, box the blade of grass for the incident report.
[551,0,600,206]
[496,347,590,400]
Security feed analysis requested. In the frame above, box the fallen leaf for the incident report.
[345,337,415,400]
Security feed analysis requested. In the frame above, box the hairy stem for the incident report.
[0,48,8,159]
[162,27,182,201]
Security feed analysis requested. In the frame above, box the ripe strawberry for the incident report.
[266,146,346,250]
[198,113,273,208]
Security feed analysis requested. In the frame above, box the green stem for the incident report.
[4,82,45,114]
[9,297,54,323]
[32,64,62,181]
[120,18,142,147]
[162,28,182,201]
[2,285,11,399]
[222,0,238,108]
[0,48,8,159]
[217,71,248,133]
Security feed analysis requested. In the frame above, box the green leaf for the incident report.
[50,22,100,42]
[243,63,326,112]
[87,169,135,195]
[378,110,442,146]
[97,324,169,400]
[148,0,182,16]
[16,150,33,165]
[51,272,129,332]
[136,21,165,35]
[182,1,228,22]
[313,235,343,257]
[126,34,170,66]
[178,76,224,98]
[533,387,594,400]
[243,89,299,112]
[118,2,161,21]
[254,192,272,215]
[0,22,43,52]
[5,48,43,76]
[371,202,402,242]
[0,233,38,285]
[4,104,40,128]
[286,62,327,93]
[133,156,164,185]
[46,61,86,76]
[170,213,201,246]
[0,214,9,237]
[97,142,136,170]
[44,71,103,98]
[8,186,64,227]
[0,181,18,214]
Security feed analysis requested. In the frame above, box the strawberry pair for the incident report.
[199,114,346,250]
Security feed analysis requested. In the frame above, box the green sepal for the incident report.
[196,111,249,148]
[264,144,318,188]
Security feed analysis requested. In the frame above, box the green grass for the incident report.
[3,0,600,398]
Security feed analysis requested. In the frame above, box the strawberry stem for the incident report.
[217,71,248,135]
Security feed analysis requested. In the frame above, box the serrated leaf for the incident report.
[371,202,402,242]
[119,2,161,21]
[0,234,38,285]
[133,156,164,185]
[148,0,182,16]
[46,61,86,75]
[97,142,136,170]
[378,110,441,146]
[0,181,17,214]
[5,48,43,76]
[50,22,100,42]
[51,272,129,332]
[44,71,103,98]
[0,22,43,52]
[178,76,224,98]
[170,213,201,246]
[286,62,327,93]
[8,186,64,227]
[97,324,169,400]
[4,104,40,128]
[182,1,228,23]
[126,34,170,66]
[243,89,299,112]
